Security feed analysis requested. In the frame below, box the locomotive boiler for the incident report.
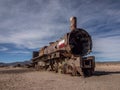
[32,17,95,76]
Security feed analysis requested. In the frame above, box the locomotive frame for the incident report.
[31,17,95,76]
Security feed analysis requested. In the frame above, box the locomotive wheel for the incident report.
[63,64,70,74]
[63,64,77,76]
[61,63,67,74]
[71,65,77,76]
[54,62,58,73]
[58,62,62,73]
[76,67,84,76]
[44,65,49,70]
[47,65,52,71]
[35,64,39,71]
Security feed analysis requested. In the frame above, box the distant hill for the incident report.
[0,60,32,67]
[96,61,120,66]
[0,62,6,66]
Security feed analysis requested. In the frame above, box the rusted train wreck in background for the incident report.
[31,17,95,76]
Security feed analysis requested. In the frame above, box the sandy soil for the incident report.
[0,63,120,90]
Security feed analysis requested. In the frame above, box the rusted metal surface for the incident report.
[70,16,77,31]
[32,51,39,58]
[31,16,95,77]
[68,29,92,56]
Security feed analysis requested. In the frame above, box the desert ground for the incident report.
[0,63,120,90]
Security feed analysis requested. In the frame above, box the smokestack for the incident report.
[70,16,77,31]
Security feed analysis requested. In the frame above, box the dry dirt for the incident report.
[0,63,120,90]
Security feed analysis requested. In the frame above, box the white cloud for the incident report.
[93,35,120,61]
[0,0,69,49]
[7,50,30,54]
[0,47,8,51]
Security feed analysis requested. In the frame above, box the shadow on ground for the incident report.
[93,71,120,76]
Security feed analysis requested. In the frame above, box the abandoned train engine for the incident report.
[32,17,95,76]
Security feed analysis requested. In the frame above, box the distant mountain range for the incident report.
[0,60,32,67]
[96,61,120,63]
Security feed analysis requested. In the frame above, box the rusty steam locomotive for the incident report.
[31,17,95,76]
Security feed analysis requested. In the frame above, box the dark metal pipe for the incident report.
[70,16,77,31]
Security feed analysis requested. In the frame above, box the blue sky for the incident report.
[0,0,120,63]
